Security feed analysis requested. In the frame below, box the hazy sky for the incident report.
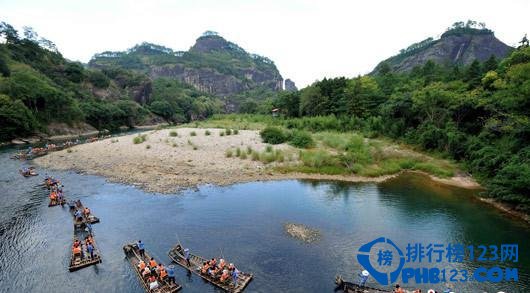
[1,0,529,87]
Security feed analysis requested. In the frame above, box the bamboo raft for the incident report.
[168,244,253,293]
[123,243,182,293]
[69,226,101,271]
[48,196,66,207]
[335,276,391,293]
[19,168,38,177]
[69,200,100,229]
[43,178,62,190]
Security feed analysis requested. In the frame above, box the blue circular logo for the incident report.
[357,237,405,285]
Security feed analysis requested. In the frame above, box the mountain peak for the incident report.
[373,21,512,73]
[191,31,246,54]
[90,31,283,97]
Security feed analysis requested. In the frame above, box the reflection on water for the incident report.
[0,148,528,293]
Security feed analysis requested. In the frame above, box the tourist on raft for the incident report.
[137,240,145,257]
[184,248,191,267]
[74,209,83,221]
[148,275,158,290]
[166,265,176,284]
[199,257,240,285]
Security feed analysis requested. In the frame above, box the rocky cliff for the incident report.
[284,79,297,91]
[373,25,513,73]
[89,32,283,97]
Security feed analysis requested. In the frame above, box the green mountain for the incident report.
[0,22,222,141]
[373,21,513,73]
[89,31,284,97]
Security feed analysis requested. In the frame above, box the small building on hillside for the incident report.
[271,108,280,117]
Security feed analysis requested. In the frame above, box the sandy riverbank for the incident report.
[34,128,480,193]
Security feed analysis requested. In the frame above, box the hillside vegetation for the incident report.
[0,22,222,141]
[89,31,284,98]
[265,44,530,213]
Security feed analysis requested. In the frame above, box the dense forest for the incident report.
[0,21,221,141]
[268,44,530,213]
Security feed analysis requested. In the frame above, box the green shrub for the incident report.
[300,150,339,168]
[205,130,211,136]
[289,130,314,148]
[220,131,225,136]
[172,143,177,147]
[146,144,151,149]
[225,128,232,135]
[233,129,239,135]
[193,145,198,150]
[265,145,273,152]
[240,152,247,159]
[260,152,277,163]
[246,146,253,154]
[275,149,285,162]
[315,132,349,150]
[133,134,147,144]
[236,148,241,157]
[251,151,260,161]
[225,149,233,158]
[260,126,287,144]
[169,131,178,137]
[190,131,197,136]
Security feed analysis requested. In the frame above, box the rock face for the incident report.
[284,79,297,91]
[373,28,513,73]
[89,32,284,97]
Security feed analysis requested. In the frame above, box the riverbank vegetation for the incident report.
[186,116,457,179]
[190,45,530,213]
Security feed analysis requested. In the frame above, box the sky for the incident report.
[1,0,529,87]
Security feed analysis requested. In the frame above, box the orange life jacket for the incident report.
[149,260,157,268]
[73,246,81,254]
[159,269,167,278]
[139,262,146,270]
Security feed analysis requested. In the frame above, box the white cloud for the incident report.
[1,0,528,87]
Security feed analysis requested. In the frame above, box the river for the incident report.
[0,146,528,292]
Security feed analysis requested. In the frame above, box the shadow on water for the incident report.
[0,146,529,293]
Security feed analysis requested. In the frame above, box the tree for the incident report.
[299,85,328,116]
[378,62,391,76]
[0,55,9,77]
[22,26,39,42]
[518,34,529,48]
[274,91,300,117]
[0,94,38,140]
[483,55,498,72]
[344,76,383,117]
[238,99,257,114]
[149,100,175,121]
[64,62,84,83]
[464,60,483,88]
[0,22,19,43]
[87,70,110,88]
